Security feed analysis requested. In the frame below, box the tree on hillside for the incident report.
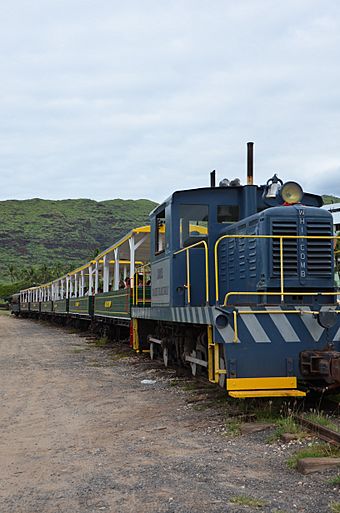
[7,265,17,282]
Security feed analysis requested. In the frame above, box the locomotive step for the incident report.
[229,389,307,398]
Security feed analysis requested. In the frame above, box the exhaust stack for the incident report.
[247,142,254,185]
[210,170,216,187]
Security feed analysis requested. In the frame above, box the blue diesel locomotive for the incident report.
[16,143,340,398]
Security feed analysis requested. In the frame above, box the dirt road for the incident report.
[0,313,338,513]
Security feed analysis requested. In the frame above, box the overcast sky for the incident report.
[1,0,340,203]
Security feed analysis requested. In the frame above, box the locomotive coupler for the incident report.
[300,349,340,385]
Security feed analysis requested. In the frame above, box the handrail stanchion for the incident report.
[233,311,238,343]
[135,272,138,306]
[186,249,191,304]
[280,236,284,302]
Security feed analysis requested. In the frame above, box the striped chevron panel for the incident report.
[132,305,340,346]
[132,306,214,325]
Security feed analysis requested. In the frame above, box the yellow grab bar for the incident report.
[214,234,340,304]
[174,240,209,304]
[224,290,339,306]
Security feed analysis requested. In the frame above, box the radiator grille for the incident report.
[272,220,298,276]
[271,218,333,277]
[306,220,333,276]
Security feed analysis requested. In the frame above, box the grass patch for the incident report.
[230,495,266,508]
[111,352,130,361]
[276,416,301,435]
[304,411,339,432]
[233,398,290,423]
[267,416,306,443]
[182,381,200,391]
[71,347,87,353]
[66,328,80,334]
[287,443,340,469]
[225,419,241,437]
[329,475,340,486]
[330,502,340,513]
[94,336,110,347]
[169,379,182,387]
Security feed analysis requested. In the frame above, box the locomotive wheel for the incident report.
[189,349,208,377]
[163,347,169,367]
[190,350,197,376]
[219,356,226,389]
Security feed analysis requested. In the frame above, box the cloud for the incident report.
[0,0,340,202]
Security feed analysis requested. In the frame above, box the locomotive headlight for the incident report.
[280,181,303,204]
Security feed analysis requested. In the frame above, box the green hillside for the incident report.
[322,195,340,205]
[0,198,157,287]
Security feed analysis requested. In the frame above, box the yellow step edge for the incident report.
[228,389,306,398]
[227,377,297,391]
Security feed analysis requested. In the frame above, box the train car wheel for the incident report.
[163,347,169,367]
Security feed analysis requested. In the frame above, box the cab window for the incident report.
[179,204,209,248]
[217,205,239,223]
[155,210,166,254]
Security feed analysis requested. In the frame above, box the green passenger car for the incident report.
[94,287,151,320]
[69,296,94,316]
[30,301,40,312]
[20,302,30,312]
[94,290,131,319]
[53,299,69,314]
[41,301,53,313]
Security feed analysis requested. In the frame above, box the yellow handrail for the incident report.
[174,240,209,304]
[224,290,339,306]
[214,234,340,304]
[186,250,191,303]
[134,262,151,306]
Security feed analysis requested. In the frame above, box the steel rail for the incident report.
[293,415,340,446]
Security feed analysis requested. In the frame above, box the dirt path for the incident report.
[0,313,338,513]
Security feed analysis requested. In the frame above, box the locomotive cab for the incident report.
[150,184,251,307]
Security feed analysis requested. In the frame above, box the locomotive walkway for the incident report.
[0,312,338,513]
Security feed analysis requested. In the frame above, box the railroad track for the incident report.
[293,414,340,447]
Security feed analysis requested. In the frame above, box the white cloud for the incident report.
[0,0,340,201]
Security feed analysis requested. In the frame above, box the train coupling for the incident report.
[300,349,340,385]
